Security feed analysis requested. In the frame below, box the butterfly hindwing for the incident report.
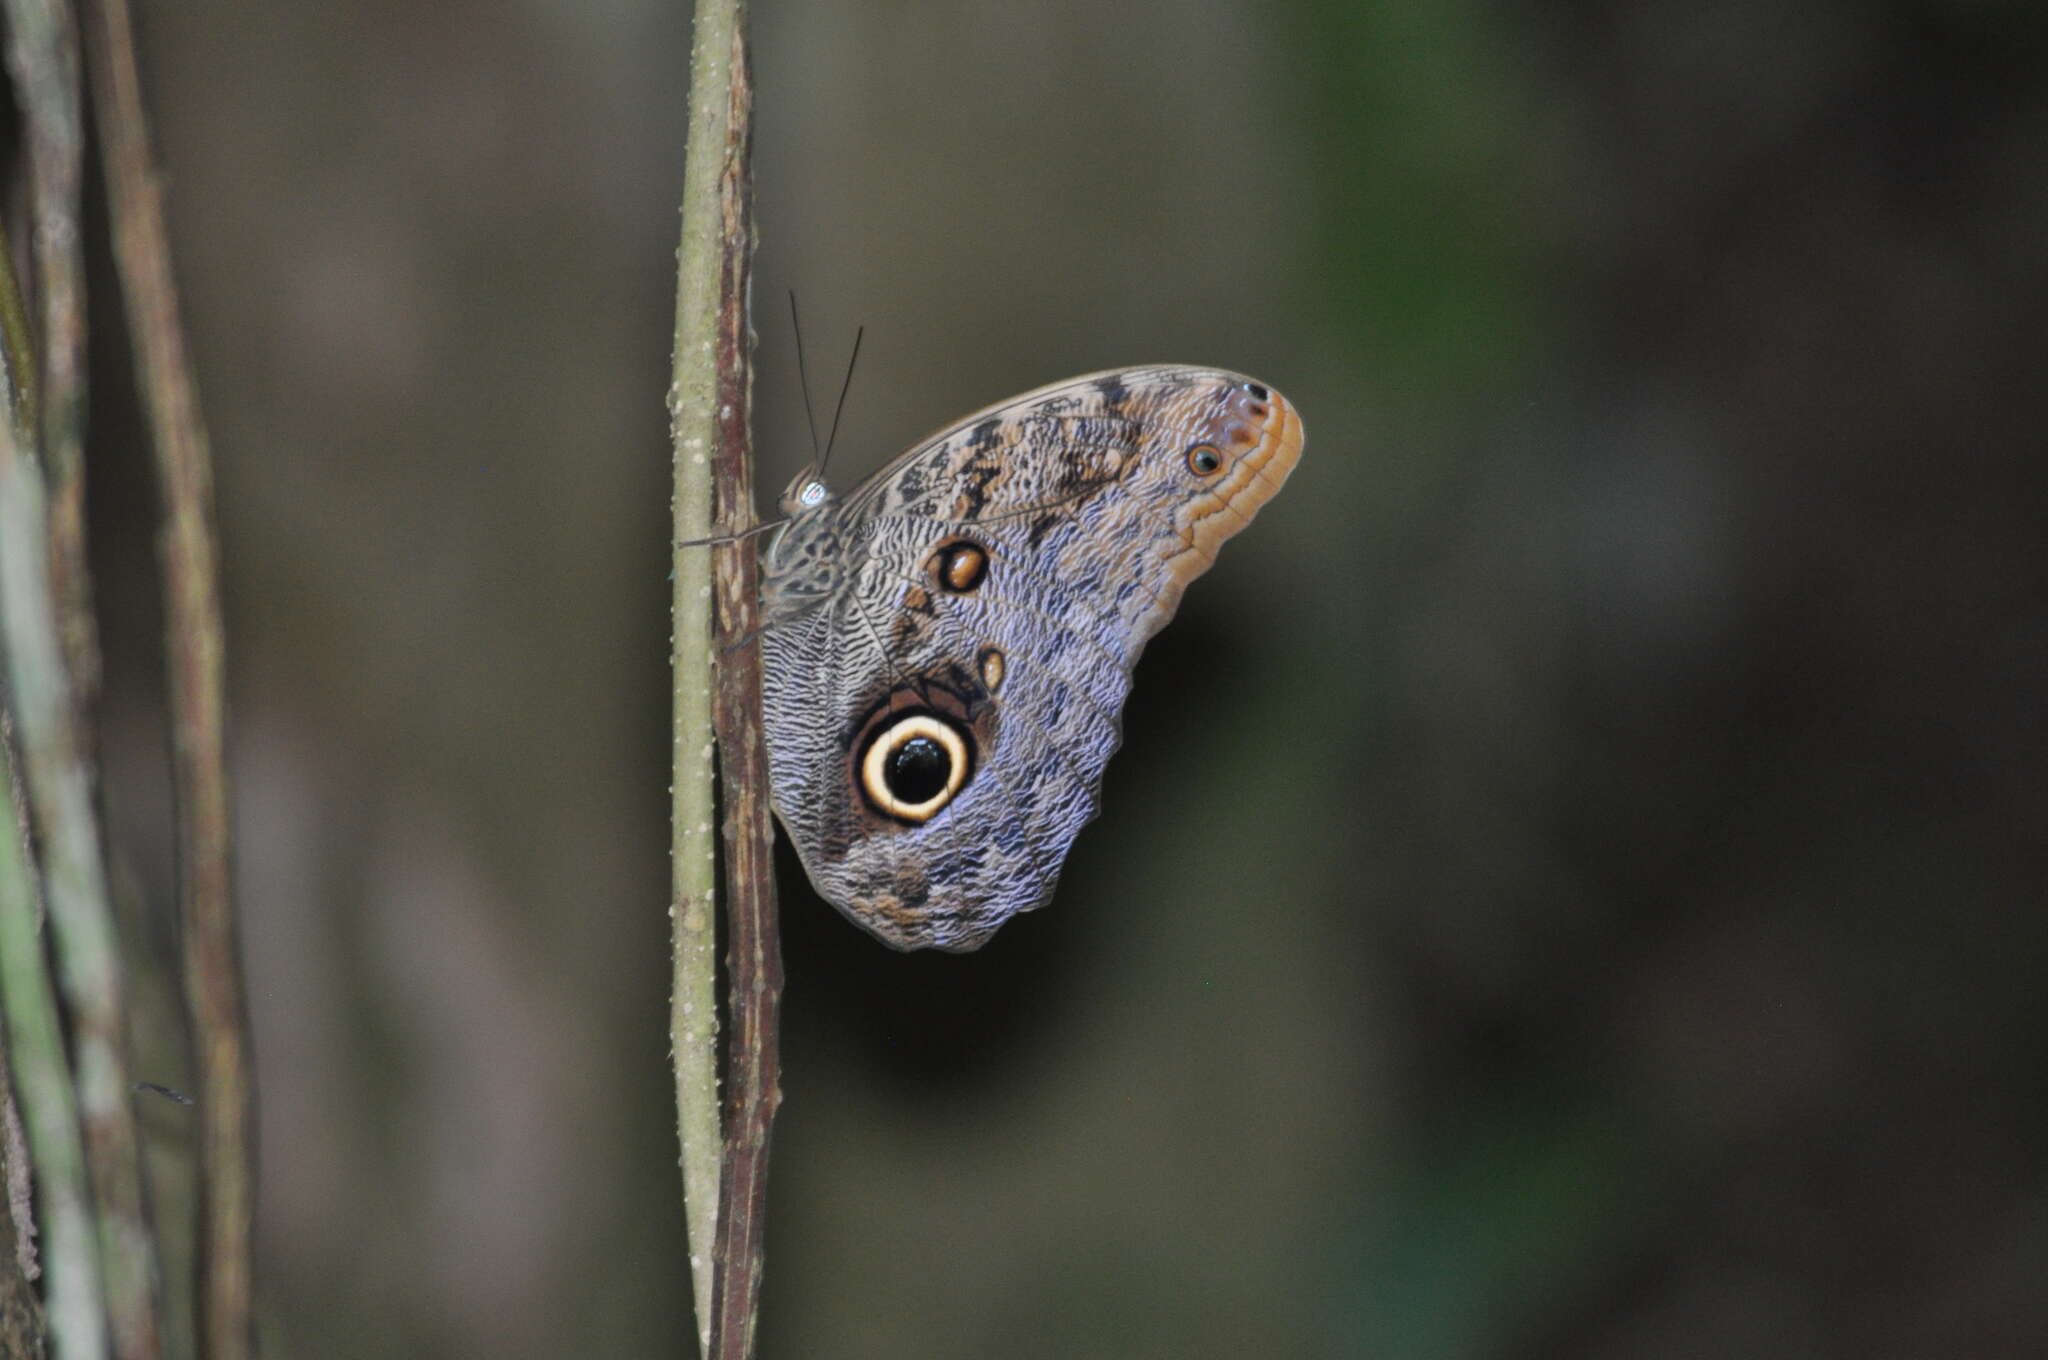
[761,365,1304,950]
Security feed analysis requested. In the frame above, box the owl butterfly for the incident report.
[757,365,1303,951]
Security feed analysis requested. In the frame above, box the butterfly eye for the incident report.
[929,539,990,594]
[798,481,829,508]
[859,713,972,823]
[1185,443,1224,476]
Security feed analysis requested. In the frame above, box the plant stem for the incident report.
[0,217,62,1360]
[3,0,98,711]
[698,18,781,1355]
[0,1029,47,1358]
[81,2,254,1355]
[1,436,130,1360]
[0,721,92,1360]
[669,0,744,1348]
[671,1,781,1356]
[0,272,163,1360]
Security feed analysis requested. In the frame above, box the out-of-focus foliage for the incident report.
[78,1,2046,1356]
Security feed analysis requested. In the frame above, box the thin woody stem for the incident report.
[699,18,781,1354]
[82,0,257,1353]
[0,385,163,1360]
[670,1,781,1356]
[0,719,95,1360]
[671,0,744,1348]
[4,0,100,713]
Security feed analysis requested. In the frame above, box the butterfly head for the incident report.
[778,465,835,518]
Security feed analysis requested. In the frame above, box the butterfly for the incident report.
[757,365,1303,950]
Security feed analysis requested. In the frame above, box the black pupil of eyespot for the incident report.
[1192,446,1220,471]
[887,735,951,803]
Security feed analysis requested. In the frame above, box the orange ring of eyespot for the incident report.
[859,714,971,822]
[1186,442,1224,475]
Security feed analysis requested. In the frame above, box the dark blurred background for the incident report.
[69,1,2047,1356]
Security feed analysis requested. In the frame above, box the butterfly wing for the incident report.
[762,365,1304,950]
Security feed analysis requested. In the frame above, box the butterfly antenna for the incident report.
[819,324,864,477]
[675,517,788,550]
[789,289,822,462]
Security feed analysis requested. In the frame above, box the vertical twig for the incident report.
[0,217,36,428]
[669,2,734,1352]
[0,253,162,1360]
[699,21,780,1360]
[0,1028,48,1359]
[0,723,84,1360]
[671,0,781,1356]
[81,2,255,1356]
[3,0,98,710]
[0,221,68,1360]
[1,452,119,1360]
[0,207,55,1360]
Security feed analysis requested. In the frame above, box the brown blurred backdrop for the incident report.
[68,1,2048,1357]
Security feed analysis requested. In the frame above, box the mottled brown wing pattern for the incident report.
[760,365,1304,951]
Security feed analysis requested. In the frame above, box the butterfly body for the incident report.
[761,365,1303,950]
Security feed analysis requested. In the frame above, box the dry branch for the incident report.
[670,1,782,1356]
[82,0,256,1354]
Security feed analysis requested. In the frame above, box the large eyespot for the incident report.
[928,538,990,594]
[1185,443,1224,476]
[859,713,972,822]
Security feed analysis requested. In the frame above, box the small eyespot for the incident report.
[859,713,971,822]
[1243,382,1269,400]
[930,539,990,593]
[977,646,1007,694]
[1247,403,1269,419]
[798,481,828,507]
[1186,443,1224,476]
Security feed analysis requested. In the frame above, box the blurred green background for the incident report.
[74,1,2046,1356]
